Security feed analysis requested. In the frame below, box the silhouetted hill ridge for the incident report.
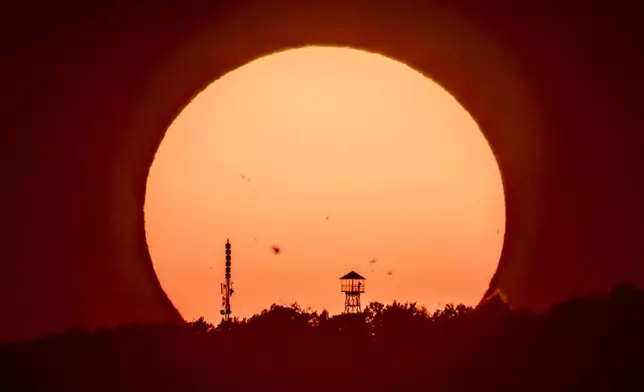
[1,285,643,391]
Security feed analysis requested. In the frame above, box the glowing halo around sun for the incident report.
[144,46,506,323]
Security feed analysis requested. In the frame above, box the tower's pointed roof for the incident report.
[340,271,365,280]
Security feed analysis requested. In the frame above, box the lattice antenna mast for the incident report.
[220,239,234,321]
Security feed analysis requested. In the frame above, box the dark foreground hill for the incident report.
[1,285,643,392]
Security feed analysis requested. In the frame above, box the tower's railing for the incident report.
[341,280,365,293]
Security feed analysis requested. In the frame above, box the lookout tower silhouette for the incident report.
[340,271,365,314]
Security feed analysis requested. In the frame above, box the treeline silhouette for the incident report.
[1,285,643,391]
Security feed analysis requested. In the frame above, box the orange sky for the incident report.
[144,46,505,323]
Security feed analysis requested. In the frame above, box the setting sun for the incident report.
[144,46,505,323]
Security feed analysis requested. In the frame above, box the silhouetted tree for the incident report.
[3,285,644,392]
[188,316,214,335]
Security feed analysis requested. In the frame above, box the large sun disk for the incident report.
[145,46,506,323]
